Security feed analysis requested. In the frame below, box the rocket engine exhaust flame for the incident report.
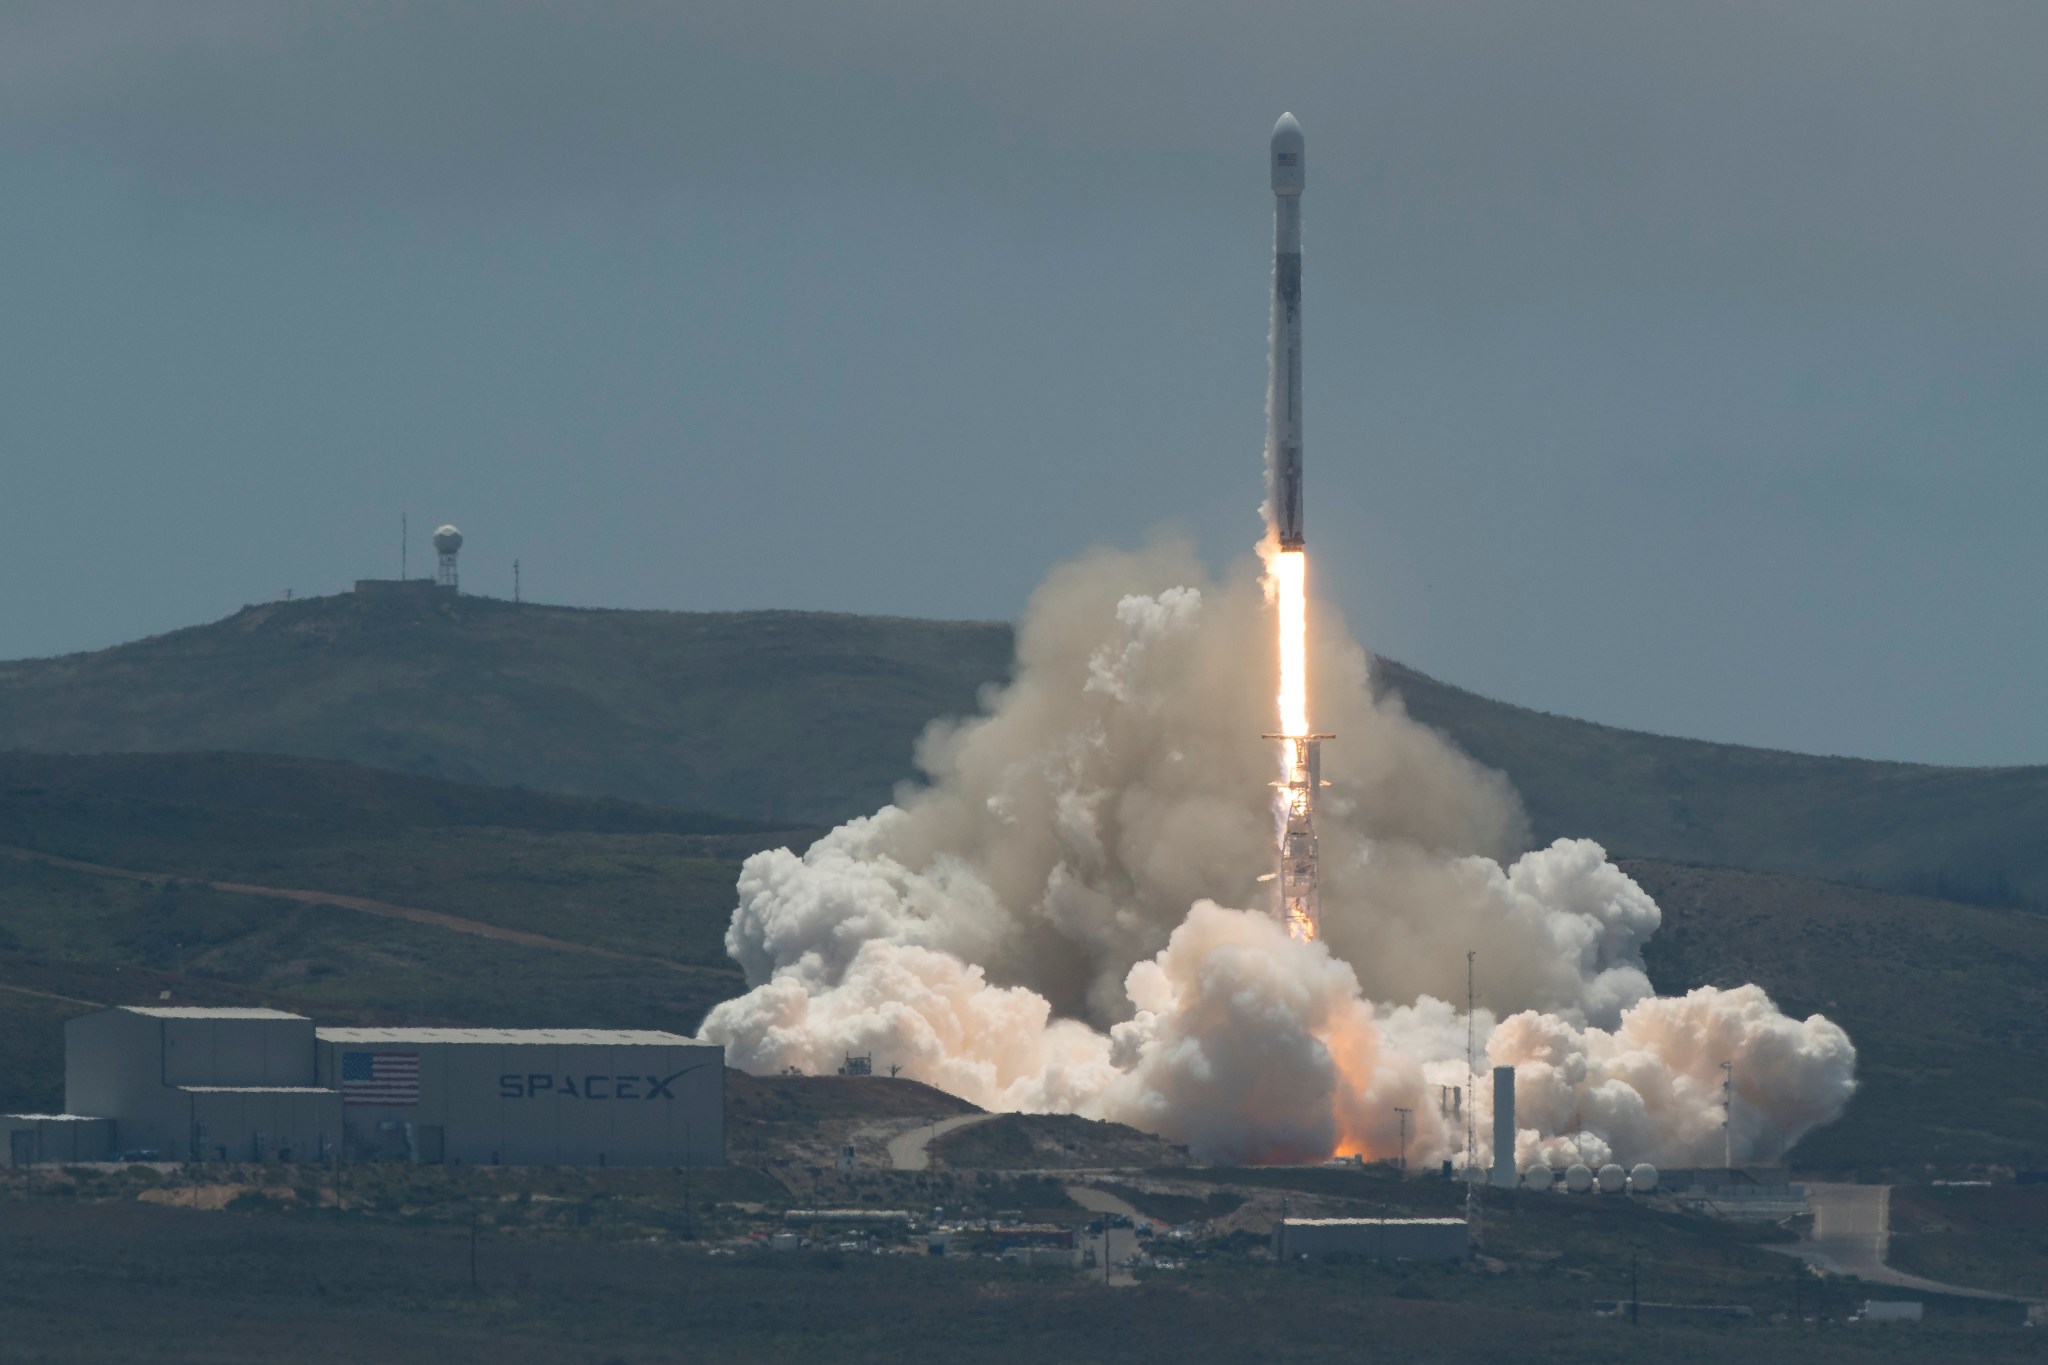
[693,116,1858,1170]
[1265,549,1327,943]
[1271,549,1309,739]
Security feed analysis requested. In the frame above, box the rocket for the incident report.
[1269,112,1306,551]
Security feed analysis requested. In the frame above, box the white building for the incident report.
[5,1006,722,1167]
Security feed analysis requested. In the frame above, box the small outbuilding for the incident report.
[1272,1217,1468,1261]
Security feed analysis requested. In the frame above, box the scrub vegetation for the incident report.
[1885,1185,2048,1300]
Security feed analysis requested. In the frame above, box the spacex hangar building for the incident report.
[3,1006,724,1167]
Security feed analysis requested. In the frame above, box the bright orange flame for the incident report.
[1323,1006,1385,1162]
[1272,549,1308,737]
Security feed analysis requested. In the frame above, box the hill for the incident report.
[0,589,1012,826]
[1379,659,2048,910]
[1627,858,2048,1176]
[1,590,2045,906]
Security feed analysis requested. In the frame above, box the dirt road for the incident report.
[0,846,735,978]
[1790,1182,2038,1304]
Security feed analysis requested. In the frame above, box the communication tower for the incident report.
[433,525,463,591]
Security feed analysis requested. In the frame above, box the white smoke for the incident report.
[700,539,1856,1166]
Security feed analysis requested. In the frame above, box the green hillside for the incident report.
[2,588,2044,906]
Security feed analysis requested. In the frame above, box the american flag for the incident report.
[1277,151,1299,166]
[341,1051,419,1106]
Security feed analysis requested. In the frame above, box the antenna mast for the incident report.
[1465,950,1480,1241]
[1466,950,1476,1172]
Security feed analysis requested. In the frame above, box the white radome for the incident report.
[1521,1164,1553,1191]
[1597,1163,1627,1194]
[1629,1163,1660,1194]
[1564,1163,1595,1194]
[433,525,463,554]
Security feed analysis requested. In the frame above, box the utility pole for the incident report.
[513,558,521,603]
[1393,1107,1411,1174]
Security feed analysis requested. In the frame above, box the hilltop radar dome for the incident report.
[433,524,463,591]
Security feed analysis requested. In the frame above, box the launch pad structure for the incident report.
[1266,731,1333,941]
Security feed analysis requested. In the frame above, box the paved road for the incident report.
[1787,1182,2037,1304]
[888,1113,996,1171]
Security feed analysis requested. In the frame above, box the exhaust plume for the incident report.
[700,539,1855,1165]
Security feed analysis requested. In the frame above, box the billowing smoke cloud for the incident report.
[701,539,1855,1165]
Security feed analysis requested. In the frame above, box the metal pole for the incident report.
[1394,1107,1411,1174]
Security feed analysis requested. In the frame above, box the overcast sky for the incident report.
[2,3,2043,765]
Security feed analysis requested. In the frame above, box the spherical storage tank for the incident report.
[1597,1163,1627,1194]
[433,525,463,554]
[1629,1163,1659,1194]
[1564,1164,1594,1193]
[1521,1164,1553,1191]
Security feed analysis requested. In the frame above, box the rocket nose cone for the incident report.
[1271,112,1305,195]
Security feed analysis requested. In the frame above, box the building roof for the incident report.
[117,1007,308,1020]
[3,1113,112,1123]
[315,1027,708,1047]
[1278,1218,1468,1227]
[178,1086,339,1095]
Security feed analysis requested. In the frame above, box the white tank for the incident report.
[1564,1163,1594,1193]
[1521,1164,1553,1191]
[1597,1163,1627,1194]
[1629,1163,1660,1194]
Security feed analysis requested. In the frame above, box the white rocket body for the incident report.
[1269,113,1306,551]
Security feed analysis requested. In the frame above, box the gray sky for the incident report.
[3,2,2043,765]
